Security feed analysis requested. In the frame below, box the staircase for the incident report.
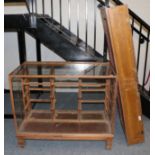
[5,14,102,61]
[4,0,150,117]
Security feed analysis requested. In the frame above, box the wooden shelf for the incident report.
[20,121,111,134]
[18,110,112,143]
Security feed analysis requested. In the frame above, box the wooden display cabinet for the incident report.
[9,61,117,149]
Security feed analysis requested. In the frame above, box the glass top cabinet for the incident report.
[9,61,117,149]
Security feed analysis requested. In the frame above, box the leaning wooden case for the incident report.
[9,61,117,149]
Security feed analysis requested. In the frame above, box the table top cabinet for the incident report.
[9,61,117,149]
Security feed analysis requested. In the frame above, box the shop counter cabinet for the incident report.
[9,61,117,149]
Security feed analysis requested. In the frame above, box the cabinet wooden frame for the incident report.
[9,61,117,149]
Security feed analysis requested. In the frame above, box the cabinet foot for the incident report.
[17,138,25,148]
[106,139,113,150]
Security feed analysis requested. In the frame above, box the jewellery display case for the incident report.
[9,61,117,149]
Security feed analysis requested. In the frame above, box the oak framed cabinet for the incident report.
[9,61,117,149]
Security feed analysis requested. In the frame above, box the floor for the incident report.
[4,93,150,155]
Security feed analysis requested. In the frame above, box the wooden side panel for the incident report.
[100,5,144,144]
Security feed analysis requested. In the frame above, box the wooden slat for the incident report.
[23,61,110,66]
[30,109,105,114]
[29,88,51,91]
[30,99,51,103]
[10,74,116,79]
[25,82,106,88]
[104,79,111,112]
[25,82,51,86]
[50,78,56,119]
[24,102,31,111]
[78,79,82,120]
[81,83,106,87]
[80,100,105,103]
[24,79,31,112]
[56,82,78,87]
[81,89,105,92]
[17,132,113,141]
[100,5,144,144]
[25,118,107,123]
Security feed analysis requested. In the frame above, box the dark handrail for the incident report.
[4,0,25,3]
[97,0,105,6]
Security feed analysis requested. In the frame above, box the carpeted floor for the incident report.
[4,93,150,155]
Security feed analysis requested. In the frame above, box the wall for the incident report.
[121,0,150,24]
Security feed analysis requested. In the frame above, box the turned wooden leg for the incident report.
[106,139,113,150]
[17,138,25,148]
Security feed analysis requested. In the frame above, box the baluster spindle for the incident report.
[103,33,108,61]
[59,0,62,29]
[131,17,134,34]
[85,0,88,49]
[42,0,45,15]
[142,31,150,89]
[77,0,80,42]
[68,0,71,33]
[51,0,53,19]
[137,24,142,71]
[94,0,97,50]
